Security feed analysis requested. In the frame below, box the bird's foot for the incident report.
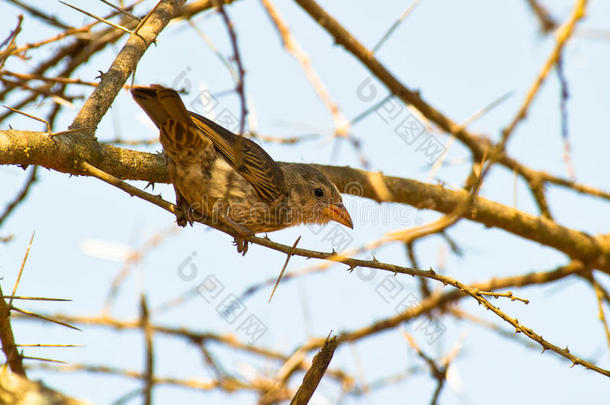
[175,205,195,227]
[174,190,196,227]
[233,238,249,255]
[224,218,254,256]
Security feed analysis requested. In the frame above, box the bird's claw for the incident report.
[233,238,249,256]
[175,206,194,228]
[224,219,254,256]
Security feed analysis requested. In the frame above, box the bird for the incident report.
[131,85,353,254]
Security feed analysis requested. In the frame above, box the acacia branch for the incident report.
[14,261,605,382]
[0,1,236,123]
[0,128,609,271]
[290,335,337,405]
[24,159,610,378]
[0,284,25,376]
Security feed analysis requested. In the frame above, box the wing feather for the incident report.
[189,112,285,202]
[132,85,285,202]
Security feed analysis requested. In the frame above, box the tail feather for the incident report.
[132,85,206,159]
[131,85,190,128]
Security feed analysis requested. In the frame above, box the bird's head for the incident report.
[283,164,353,229]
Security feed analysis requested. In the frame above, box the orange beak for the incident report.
[324,203,353,229]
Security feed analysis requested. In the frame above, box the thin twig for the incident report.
[59,1,136,36]
[474,289,530,304]
[0,296,70,302]
[261,0,350,137]
[9,232,35,307]
[500,0,587,148]
[2,105,51,132]
[7,0,71,30]
[77,162,610,377]
[140,295,154,405]
[70,0,187,130]
[525,0,557,32]
[10,307,81,331]
[372,0,421,53]
[403,332,448,405]
[269,236,301,303]
[0,14,23,70]
[99,0,141,21]
[212,0,247,135]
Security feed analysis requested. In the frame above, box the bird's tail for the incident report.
[131,85,206,157]
[131,85,191,128]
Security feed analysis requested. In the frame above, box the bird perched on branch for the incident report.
[131,85,353,254]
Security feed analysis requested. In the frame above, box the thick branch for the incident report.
[1,129,609,271]
[0,130,167,181]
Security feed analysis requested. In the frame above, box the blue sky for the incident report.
[1,0,609,403]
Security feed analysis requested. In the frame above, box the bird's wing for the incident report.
[189,111,285,202]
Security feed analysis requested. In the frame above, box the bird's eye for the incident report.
[314,188,324,197]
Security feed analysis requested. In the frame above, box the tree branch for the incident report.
[70,0,187,131]
[1,128,609,271]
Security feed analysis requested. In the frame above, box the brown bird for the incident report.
[131,85,353,254]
